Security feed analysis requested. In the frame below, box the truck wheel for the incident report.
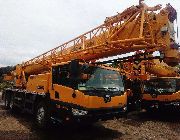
[145,107,158,113]
[35,102,50,129]
[4,95,8,109]
[4,93,13,110]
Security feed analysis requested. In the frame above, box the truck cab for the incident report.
[142,77,180,110]
[48,60,127,124]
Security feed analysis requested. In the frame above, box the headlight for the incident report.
[123,106,127,112]
[72,108,88,116]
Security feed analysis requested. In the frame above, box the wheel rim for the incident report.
[4,98,7,107]
[36,107,45,124]
[9,100,13,109]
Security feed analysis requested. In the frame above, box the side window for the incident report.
[52,65,70,86]
[59,70,69,86]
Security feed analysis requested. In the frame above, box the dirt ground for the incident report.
[0,92,180,140]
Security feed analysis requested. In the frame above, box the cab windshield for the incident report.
[78,67,124,92]
[144,78,176,93]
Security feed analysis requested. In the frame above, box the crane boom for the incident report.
[23,5,139,67]
[20,4,176,76]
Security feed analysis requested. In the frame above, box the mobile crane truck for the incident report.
[2,2,146,128]
[88,1,180,111]
[139,3,180,111]
[112,2,180,111]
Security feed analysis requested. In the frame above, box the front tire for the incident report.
[4,91,14,110]
[35,102,50,129]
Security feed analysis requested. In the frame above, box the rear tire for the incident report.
[4,94,8,109]
[145,106,159,113]
[4,91,14,110]
[35,102,50,129]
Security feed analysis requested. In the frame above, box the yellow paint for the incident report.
[50,84,127,109]
[143,92,180,102]
[26,73,50,93]
[25,67,127,109]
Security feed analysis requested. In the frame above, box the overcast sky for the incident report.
[0,0,179,67]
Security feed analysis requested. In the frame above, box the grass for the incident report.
[0,81,13,92]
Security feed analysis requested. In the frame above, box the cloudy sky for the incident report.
[0,0,179,67]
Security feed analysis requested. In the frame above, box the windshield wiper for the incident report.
[86,86,97,90]
[86,87,109,91]
[107,87,117,90]
[96,87,121,91]
[107,87,125,92]
[96,87,108,90]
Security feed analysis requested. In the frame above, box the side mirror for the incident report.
[81,74,90,80]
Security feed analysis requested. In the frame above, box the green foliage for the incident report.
[0,66,15,91]
[176,65,180,68]
[0,82,13,91]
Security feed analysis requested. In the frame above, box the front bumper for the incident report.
[72,107,127,122]
[142,100,180,109]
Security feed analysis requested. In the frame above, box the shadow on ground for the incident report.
[0,109,123,140]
